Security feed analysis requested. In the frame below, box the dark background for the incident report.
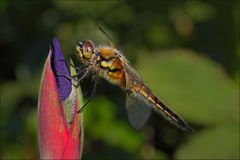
[0,1,239,159]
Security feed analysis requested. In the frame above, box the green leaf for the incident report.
[84,97,144,153]
[184,1,216,22]
[175,124,239,159]
[137,49,238,126]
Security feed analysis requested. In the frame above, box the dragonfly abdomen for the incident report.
[131,84,193,132]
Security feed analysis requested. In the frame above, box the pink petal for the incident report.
[62,97,83,159]
[38,52,69,159]
[38,38,83,160]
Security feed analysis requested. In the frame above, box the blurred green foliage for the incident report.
[0,1,239,159]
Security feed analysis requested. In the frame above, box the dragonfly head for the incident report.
[76,40,96,63]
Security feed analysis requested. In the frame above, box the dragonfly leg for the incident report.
[74,65,89,72]
[59,59,89,72]
[71,69,90,88]
[77,74,98,113]
[55,73,80,82]
[56,65,90,87]
[55,73,82,89]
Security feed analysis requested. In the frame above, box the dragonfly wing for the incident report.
[125,62,143,84]
[126,92,152,130]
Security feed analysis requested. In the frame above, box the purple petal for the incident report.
[50,37,72,101]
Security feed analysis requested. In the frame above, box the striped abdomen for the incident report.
[131,83,193,132]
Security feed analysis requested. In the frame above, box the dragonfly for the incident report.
[73,30,193,132]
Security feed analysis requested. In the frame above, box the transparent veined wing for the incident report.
[126,91,152,130]
[124,63,193,132]
[124,61,143,84]
[123,62,152,130]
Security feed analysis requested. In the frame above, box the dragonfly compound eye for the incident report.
[76,40,95,62]
[82,40,95,59]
